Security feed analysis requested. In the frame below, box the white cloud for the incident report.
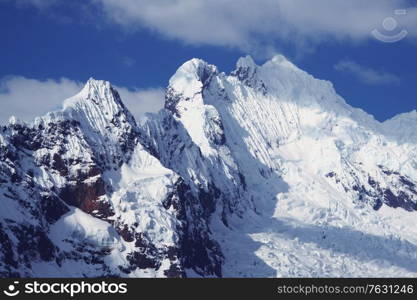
[116,86,165,121]
[0,77,82,124]
[334,60,401,85]
[0,76,165,125]
[13,0,417,55]
[91,0,417,53]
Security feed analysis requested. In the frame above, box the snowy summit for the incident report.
[2,55,417,277]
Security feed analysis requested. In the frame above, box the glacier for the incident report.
[1,55,417,277]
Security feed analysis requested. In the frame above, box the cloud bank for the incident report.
[0,76,164,125]
[0,77,82,124]
[12,0,417,55]
[92,0,417,52]
[116,86,165,122]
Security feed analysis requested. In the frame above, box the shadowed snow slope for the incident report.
[2,56,417,277]
[142,55,417,277]
[0,78,222,277]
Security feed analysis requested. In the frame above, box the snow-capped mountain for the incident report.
[0,79,221,277]
[2,55,417,277]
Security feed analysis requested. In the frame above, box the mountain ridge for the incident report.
[2,55,417,277]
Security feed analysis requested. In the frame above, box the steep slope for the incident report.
[2,55,417,278]
[142,55,417,277]
[0,79,222,277]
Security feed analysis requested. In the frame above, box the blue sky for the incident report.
[1,0,417,123]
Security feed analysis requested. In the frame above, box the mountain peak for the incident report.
[236,55,257,69]
[267,54,294,65]
[170,58,218,84]
[85,77,110,90]
[63,78,114,109]
[8,115,25,126]
[233,54,298,75]
[4,56,417,278]
[232,55,258,83]
[168,58,218,101]
[259,54,303,75]
[231,54,300,89]
[382,109,417,141]
[61,78,133,121]
[55,78,137,143]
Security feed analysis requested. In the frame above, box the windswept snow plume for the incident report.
[2,56,417,277]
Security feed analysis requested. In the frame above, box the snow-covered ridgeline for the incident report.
[2,54,417,278]
[0,78,221,277]
[142,54,417,277]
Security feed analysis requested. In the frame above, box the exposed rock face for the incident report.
[140,56,417,277]
[2,56,417,278]
[0,79,221,277]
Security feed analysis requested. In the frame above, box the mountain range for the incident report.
[1,55,417,277]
